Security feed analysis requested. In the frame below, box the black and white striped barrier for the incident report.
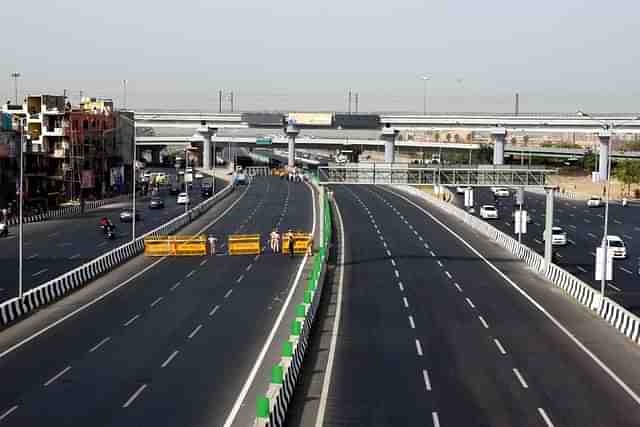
[0,184,234,327]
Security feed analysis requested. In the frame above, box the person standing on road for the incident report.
[288,230,295,258]
[208,235,217,256]
[270,229,280,253]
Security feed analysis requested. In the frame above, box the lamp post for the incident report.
[421,76,430,115]
[11,72,20,105]
[577,111,640,305]
[18,118,26,299]
[132,118,137,241]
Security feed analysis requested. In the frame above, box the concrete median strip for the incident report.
[0,183,236,328]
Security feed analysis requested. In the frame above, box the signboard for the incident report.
[514,210,527,234]
[464,188,474,207]
[256,137,273,145]
[595,247,613,281]
[81,170,95,189]
[287,112,333,127]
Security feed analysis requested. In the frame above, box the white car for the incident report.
[493,187,510,197]
[177,192,190,205]
[587,196,603,207]
[456,186,470,195]
[607,235,627,259]
[195,172,204,179]
[480,205,499,219]
[543,226,567,246]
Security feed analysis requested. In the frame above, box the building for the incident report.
[0,112,18,211]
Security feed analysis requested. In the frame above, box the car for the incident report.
[512,210,532,223]
[201,183,213,197]
[607,235,627,259]
[543,226,567,246]
[480,205,499,219]
[587,196,603,207]
[456,186,470,195]
[148,197,165,209]
[177,192,190,205]
[493,187,510,197]
[195,172,204,179]
[119,209,140,223]
[169,186,180,195]
[235,173,247,185]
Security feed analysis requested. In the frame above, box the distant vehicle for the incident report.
[607,235,627,259]
[177,192,190,205]
[587,196,603,207]
[543,226,567,246]
[235,173,247,185]
[201,183,213,197]
[0,223,7,238]
[119,209,140,223]
[480,205,498,219]
[195,172,204,179]
[148,197,165,209]
[456,186,470,195]
[492,187,510,197]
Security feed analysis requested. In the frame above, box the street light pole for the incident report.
[131,119,137,241]
[421,76,430,115]
[184,146,189,215]
[18,118,25,299]
[11,72,21,105]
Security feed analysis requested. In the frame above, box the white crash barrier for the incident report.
[0,184,235,326]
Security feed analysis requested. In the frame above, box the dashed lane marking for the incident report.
[32,268,48,277]
[391,259,396,267]
[89,337,111,353]
[122,384,148,408]
[577,266,588,273]
[394,270,400,278]
[478,316,489,329]
[398,282,404,292]
[188,324,203,339]
[200,259,208,266]
[538,408,555,427]
[150,297,164,308]
[161,350,180,368]
[437,261,443,267]
[69,253,81,260]
[432,412,441,427]
[43,365,72,387]
[170,281,181,291]
[445,271,452,279]
[123,314,140,327]
[224,289,234,299]
[494,338,507,355]
[408,316,416,329]
[0,406,18,421]
[608,283,621,292]
[415,339,423,356]
[466,298,475,309]
[621,267,633,275]
[236,275,244,283]
[423,369,432,391]
[454,283,463,292]
[186,270,196,278]
[246,264,252,272]
[513,368,529,389]
[209,305,220,316]
[403,297,409,308]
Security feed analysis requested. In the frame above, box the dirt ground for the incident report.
[548,169,640,200]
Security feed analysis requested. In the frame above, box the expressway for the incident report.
[290,183,640,426]
[0,175,313,426]
[0,173,223,303]
[452,188,640,309]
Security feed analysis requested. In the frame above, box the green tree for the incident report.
[433,132,440,142]
[454,134,460,143]
[583,153,596,172]
[614,160,640,196]
[523,135,530,146]
[446,133,452,143]
[510,136,517,145]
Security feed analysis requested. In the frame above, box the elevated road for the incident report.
[288,183,640,426]
[0,176,314,426]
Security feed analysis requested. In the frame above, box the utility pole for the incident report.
[218,90,223,113]
[230,91,234,112]
[355,93,359,113]
[515,92,520,116]
[348,90,352,114]
[123,80,128,110]
[10,72,20,105]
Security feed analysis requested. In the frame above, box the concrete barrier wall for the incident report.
[396,185,640,347]
[0,185,235,327]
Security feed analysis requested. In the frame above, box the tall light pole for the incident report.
[131,118,137,241]
[123,80,128,110]
[11,73,21,105]
[18,118,25,299]
[421,76,430,115]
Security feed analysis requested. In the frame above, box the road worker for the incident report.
[208,235,218,256]
[270,229,281,253]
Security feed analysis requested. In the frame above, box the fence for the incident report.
[144,235,208,256]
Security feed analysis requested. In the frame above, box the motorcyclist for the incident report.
[99,217,115,235]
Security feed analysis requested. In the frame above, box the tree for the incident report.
[523,135,530,146]
[614,160,640,196]
[445,133,452,143]
[510,136,517,145]
[583,152,596,172]
[433,132,440,143]
[454,134,460,143]
[466,133,473,143]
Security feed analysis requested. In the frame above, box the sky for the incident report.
[1,0,638,113]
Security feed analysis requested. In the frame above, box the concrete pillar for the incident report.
[195,122,215,170]
[285,120,300,168]
[381,126,398,163]
[544,186,556,267]
[491,127,507,165]
[598,129,611,182]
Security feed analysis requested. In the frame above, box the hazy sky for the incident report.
[2,0,638,113]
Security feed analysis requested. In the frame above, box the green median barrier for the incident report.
[282,341,293,357]
[291,320,302,336]
[307,279,317,292]
[257,396,270,418]
[304,290,313,304]
[296,303,307,317]
[271,364,284,385]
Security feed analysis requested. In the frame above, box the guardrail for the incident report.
[228,234,262,255]
[0,184,235,327]
[254,186,331,427]
[396,185,640,347]
[144,235,208,256]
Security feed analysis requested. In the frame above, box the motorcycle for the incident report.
[100,224,116,240]
[0,223,7,238]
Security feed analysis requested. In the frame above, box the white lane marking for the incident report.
[379,236,384,241]
[534,239,542,244]
[587,232,597,238]
[0,186,250,361]
[26,254,38,260]
[535,222,541,227]
[32,268,48,277]
[430,250,436,257]
[415,339,423,356]
[538,408,555,427]
[386,250,392,257]
[478,316,489,329]
[246,264,252,272]
[209,304,220,316]
[0,405,18,421]
[623,234,633,240]
[608,283,621,292]
[494,338,507,355]
[48,232,61,238]
[122,384,148,408]
[383,242,388,248]
[376,229,381,235]
[403,297,409,308]
[186,270,196,278]
[44,365,72,387]
[394,270,400,278]
[513,368,529,389]
[466,298,475,309]
[568,239,576,245]
[621,267,633,274]
[423,369,432,391]
[413,230,418,236]
[200,259,208,266]
[398,282,405,292]
[170,281,182,291]
[585,219,591,224]
[89,337,111,353]
[69,253,81,260]
[445,271,452,279]
[432,412,441,427]
[419,236,424,241]
[408,316,416,329]
[150,296,164,308]
[224,289,233,299]
[390,259,396,267]
[569,225,577,229]
[437,260,443,267]
[454,282,463,292]
[161,350,180,368]
[614,219,622,225]
[123,314,140,327]
[254,255,260,261]
[236,275,244,283]
[225,179,317,427]
[424,243,429,249]
[556,253,563,259]
[577,266,588,273]
[188,324,204,339]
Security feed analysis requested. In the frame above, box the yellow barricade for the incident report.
[228,234,261,255]
[144,235,207,256]
[282,232,313,255]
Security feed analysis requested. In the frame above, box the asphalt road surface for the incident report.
[0,176,313,426]
[0,176,225,302]
[452,188,640,310]
[309,184,640,427]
